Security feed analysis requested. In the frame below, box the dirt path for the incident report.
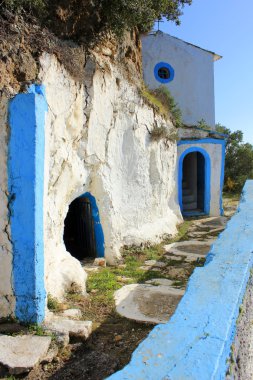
[12,194,239,380]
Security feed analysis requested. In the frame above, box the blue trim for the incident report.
[8,85,47,323]
[195,126,228,138]
[81,192,105,258]
[154,62,175,83]
[177,138,225,146]
[178,147,211,216]
[183,211,206,217]
[220,140,226,215]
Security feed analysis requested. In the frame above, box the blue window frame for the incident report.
[154,62,175,84]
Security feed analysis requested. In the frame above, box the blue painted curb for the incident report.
[8,85,47,323]
[107,181,253,380]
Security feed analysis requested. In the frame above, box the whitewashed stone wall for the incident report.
[39,53,181,299]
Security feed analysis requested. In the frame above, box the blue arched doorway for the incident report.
[63,192,105,260]
[178,147,211,216]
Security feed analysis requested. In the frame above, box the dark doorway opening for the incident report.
[63,196,96,260]
[182,152,205,213]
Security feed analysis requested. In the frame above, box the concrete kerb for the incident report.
[107,180,253,380]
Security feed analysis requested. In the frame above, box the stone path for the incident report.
[0,312,93,376]
[0,335,52,375]
[115,215,231,324]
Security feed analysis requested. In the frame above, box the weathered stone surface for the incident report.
[144,260,167,268]
[139,266,161,272]
[62,309,82,319]
[164,240,213,258]
[114,284,184,324]
[0,335,51,375]
[145,278,174,286]
[39,52,181,302]
[43,316,92,341]
[41,346,59,364]
[164,254,184,261]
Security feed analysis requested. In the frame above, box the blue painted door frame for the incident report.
[81,192,105,258]
[178,147,211,216]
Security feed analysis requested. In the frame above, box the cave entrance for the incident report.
[182,152,205,214]
[64,196,97,260]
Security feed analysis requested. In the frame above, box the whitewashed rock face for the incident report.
[39,53,181,299]
[0,95,15,317]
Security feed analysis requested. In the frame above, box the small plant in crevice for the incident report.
[151,86,182,128]
[196,118,212,130]
[140,85,182,128]
[47,293,64,312]
[150,125,170,142]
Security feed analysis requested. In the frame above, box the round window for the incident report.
[154,62,174,84]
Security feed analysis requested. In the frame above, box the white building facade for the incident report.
[142,32,225,217]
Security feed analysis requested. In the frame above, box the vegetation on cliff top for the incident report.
[216,124,253,193]
[1,0,192,43]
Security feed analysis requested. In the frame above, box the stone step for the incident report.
[183,201,197,210]
[183,194,195,203]
[43,316,92,347]
[0,335,52,375]
[183,188,192,196]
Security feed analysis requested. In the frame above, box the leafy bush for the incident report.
[141,85,182,128]
[1,0,45,12]
[1,0,192,43]
[216,124,253,193]
[196,118,211,130]
[152,86,182,128]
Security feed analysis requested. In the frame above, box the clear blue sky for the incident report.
[158,0,253,144]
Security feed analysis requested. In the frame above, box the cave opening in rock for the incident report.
[63,196,97,260]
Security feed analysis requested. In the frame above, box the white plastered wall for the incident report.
[39,53,182,299]
[177,142,223,216]
[142,33,216,128]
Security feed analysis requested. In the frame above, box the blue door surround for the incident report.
[81,192,105,258]
[178,146,211,216]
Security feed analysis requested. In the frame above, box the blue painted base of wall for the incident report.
[8,85,47,323]
[108,181,253,380]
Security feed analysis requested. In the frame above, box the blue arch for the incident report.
[80,192,105,257]
[178,147,211,216]
[154,62,175,84]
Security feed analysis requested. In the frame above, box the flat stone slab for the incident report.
[144,260,167,268]
[43,316,92,341]
[61,309,82,319]
[145,278,174,286]
[114,284,184,324]
[164,240,214,259]
[0,335,51,375]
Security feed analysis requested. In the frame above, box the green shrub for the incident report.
[152,86,182,128]
[2,0,46,12]
[47,293,62,311]
[1,0,192,43]
[196,118,211,130]
[141,85,182,128]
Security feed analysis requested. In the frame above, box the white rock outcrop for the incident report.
[39,52,181,299]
